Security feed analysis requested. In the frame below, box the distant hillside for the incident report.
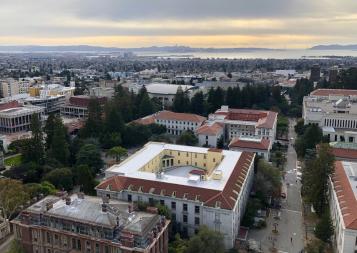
[310,44,357,50]
[0,45,283,53]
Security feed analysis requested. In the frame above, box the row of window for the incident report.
[157,119,199,126]
[324,118,357,129]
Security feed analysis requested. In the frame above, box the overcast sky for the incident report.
[1,0,357,48]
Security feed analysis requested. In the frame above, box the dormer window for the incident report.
[215,201,221,208]
[172,191,177,197]
[138,186,143,192]
[183,193,188,199]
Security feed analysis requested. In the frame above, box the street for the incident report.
[248,118,304,253]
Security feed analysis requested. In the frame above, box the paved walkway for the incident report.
[248,118,304,253]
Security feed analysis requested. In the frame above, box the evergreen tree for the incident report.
[44,113,56,149]
[303,144,335,215]
[81,98,103,138]
[190,91,206,115]
[173,86,190,113]
[73,165,96,195]
[139,94,155,117]
[315,212,334,243]
[76,144,103,174]
[48,117,70,165]
[28,113,44,164]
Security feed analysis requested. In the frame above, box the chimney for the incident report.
[65,197,71,206]
[45,202,53,211]
[102,196,110,204]
[102,203,108,213]
[77,192,85,199]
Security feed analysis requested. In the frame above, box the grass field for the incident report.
[4,154,22,167]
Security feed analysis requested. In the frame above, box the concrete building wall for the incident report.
[198,134,222,147]
[155,119,201,136]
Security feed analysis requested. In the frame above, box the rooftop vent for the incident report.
[102,203,108,213]
[65,197,71,206]
[212,170,223,180]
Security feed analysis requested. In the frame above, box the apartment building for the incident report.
[303,89,357,143]
[0,101,44,133]
[0,79,19,98]
[208,106,277,142]
[61,95,107,118]
[97,142,255,249]
[11,194,170,253]
[329,161,357,253]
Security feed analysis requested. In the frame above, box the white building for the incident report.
[329,161,357,253]
[97,142,255,249]
[145,83,194,107]
[229,137,271,161]
[25,95,66,114]
[303,89,357,141]
[196,122,224,147]
[0,101,44,133]
[134,110,206,136]
[208,106,278,143]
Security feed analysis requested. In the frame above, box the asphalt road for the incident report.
[248,118,304,253]
[276,118,304,253]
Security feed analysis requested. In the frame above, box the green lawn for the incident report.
[4,154,22,167]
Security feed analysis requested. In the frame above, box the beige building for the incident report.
[98,142,256,249]
[0,79,19,98]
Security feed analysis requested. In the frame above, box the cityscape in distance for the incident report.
[1,1,357,253]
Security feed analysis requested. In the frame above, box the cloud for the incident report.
[0,0,357,48]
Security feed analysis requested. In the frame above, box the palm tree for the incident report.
[107,146,127,162]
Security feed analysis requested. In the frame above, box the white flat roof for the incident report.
[105,142,243,191]
[145,83,193,95]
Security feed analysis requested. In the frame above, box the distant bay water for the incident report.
[135,49,357,59]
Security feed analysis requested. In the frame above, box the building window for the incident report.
[183,214,188,223]
[171,213,176,222]
[195,206,200,214]
[149,198,154,205]
[183,203,188,212]
[160,199,165,206]
[195,217,200,225]
[127,194,132,202]
[171,201,176,210]
[46,232,51,244]
[95,244,100,253]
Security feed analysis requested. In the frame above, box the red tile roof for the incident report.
[331,161,357,230]
[229,137,270,151]
[331,147,357,161]
[0,101,20,111]
[214,108,277,129]
[310,89,357,97]
[133,114,156,125]
[155,110,206,123]
[96,152,255,210]
[196,122,224,135]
